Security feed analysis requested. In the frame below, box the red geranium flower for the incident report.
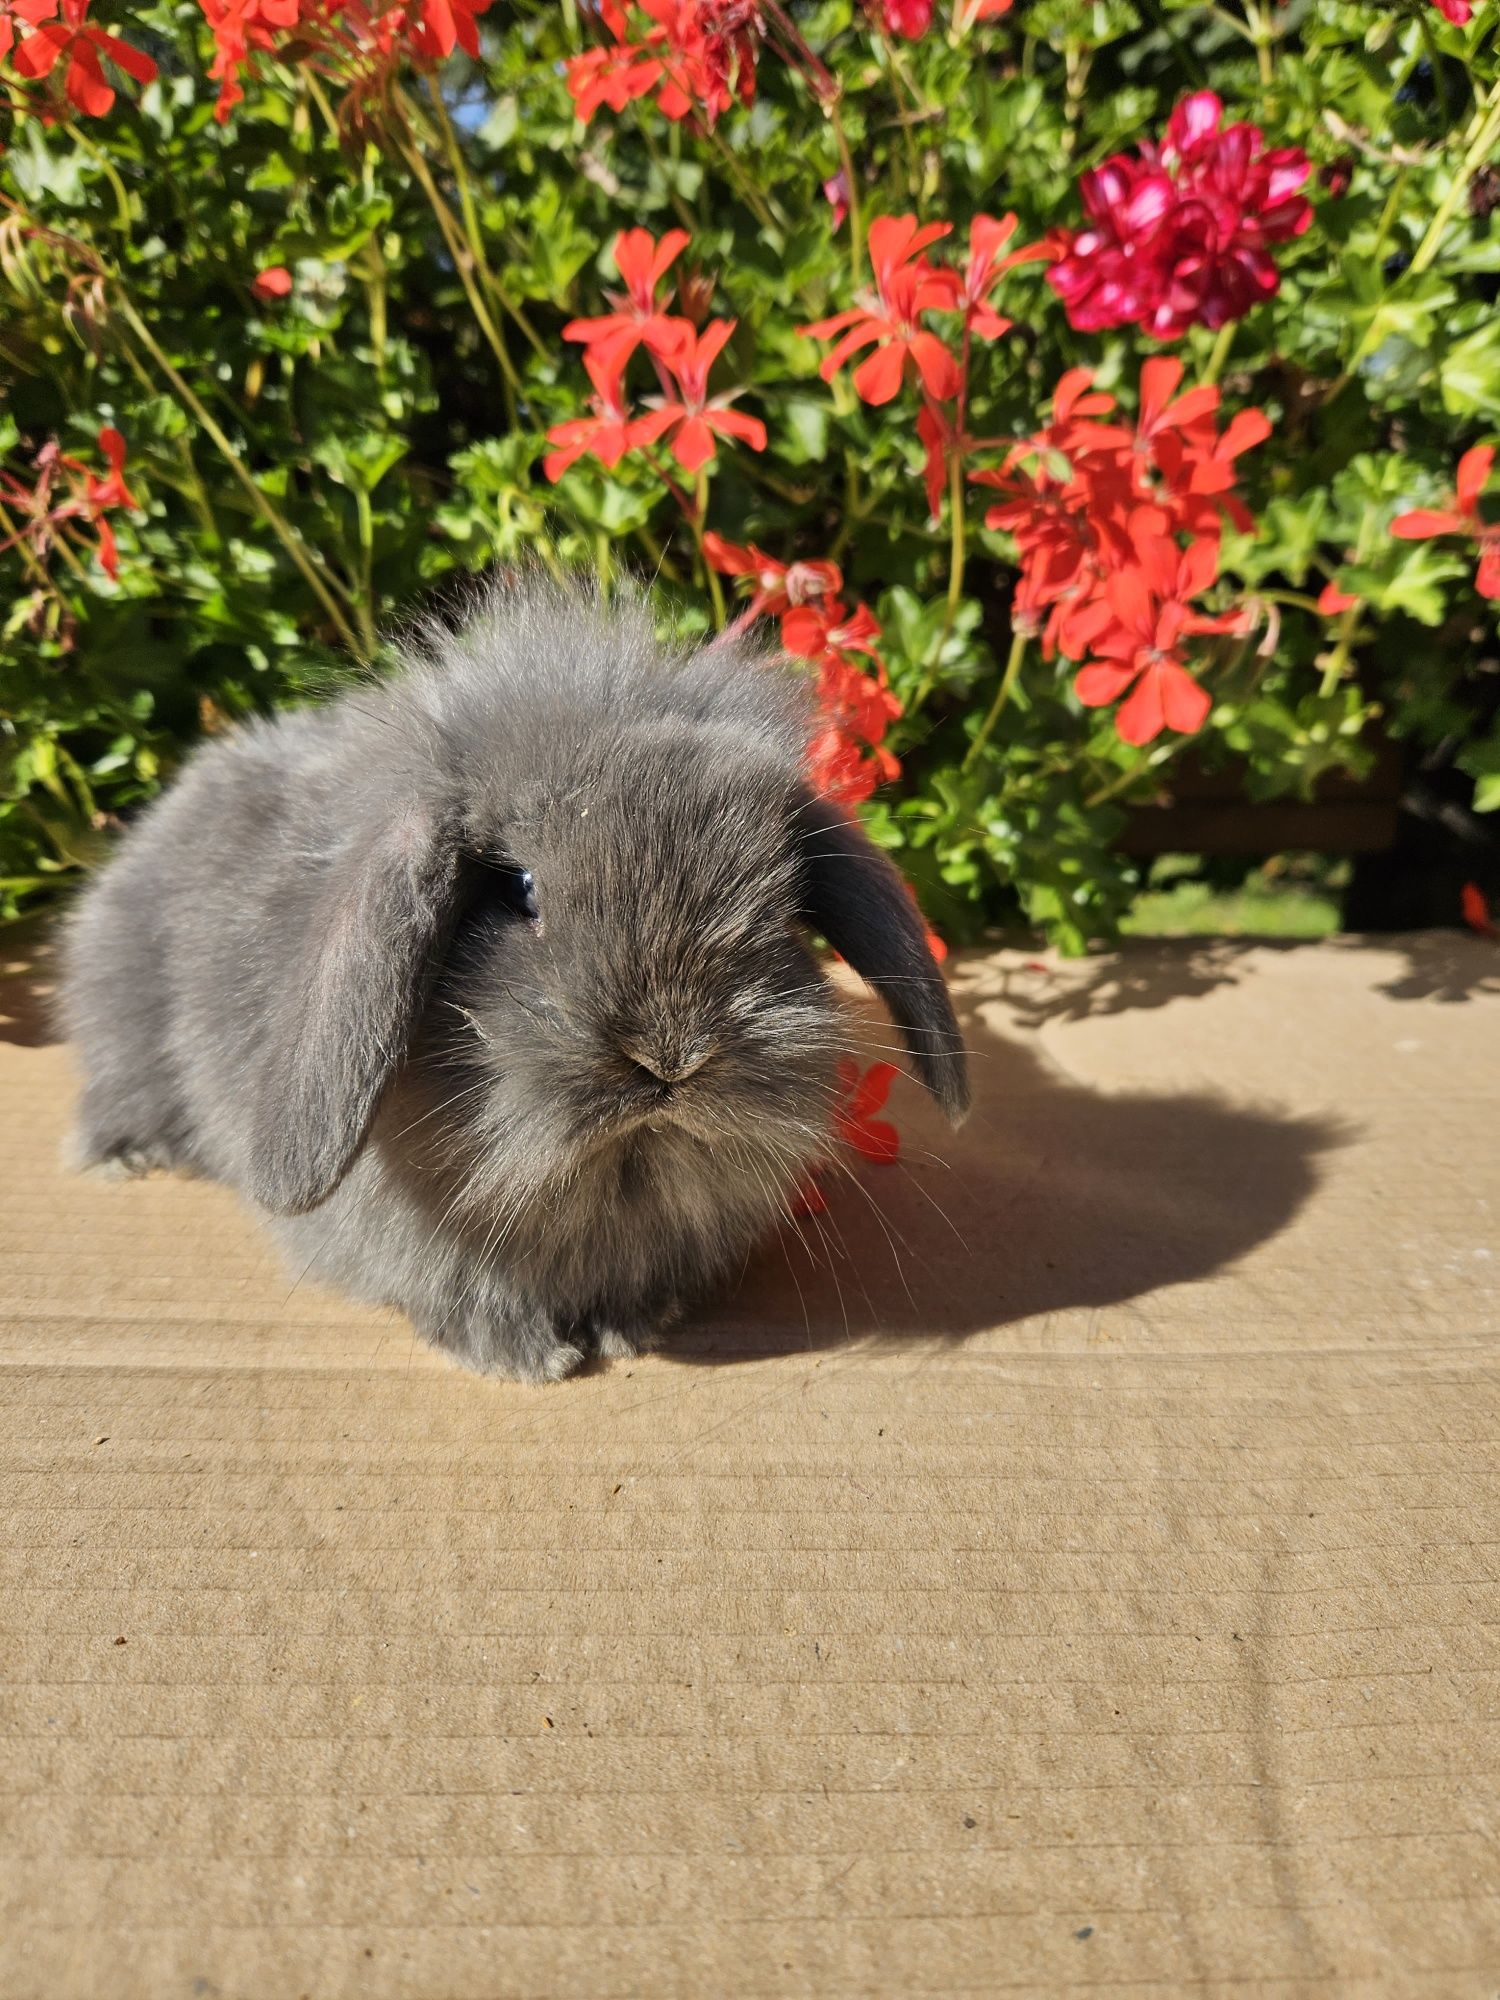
[563,226,692,367]
[915,402,954,522]
[11,0,157,115]
[1391,444,1500,600]
[564,36,662,120]
[972,362,1265,744]
[834,1058,901,1164]
[407,0,489,58]
[796,602,903,807]
[865,0,932,38]
[566,0,762,128]
[959,211,1054,339]
[84,426,138,513]
[4,426,140,580]
[251,265,293,301]
[1130,355,1220,468]
[700,529,899,805]
[1461,882,1495,935]
[781,597,883,664]
[0,0,57,63]
[542,348,671,482]
[1074,525,1248,744]
[702,534,842,621]
[77,426,138,579]
[806,725,898,807]
[645,319,766,472]
[799,215,962,405]
[901,879,948,963]
[1047,90,1312,339]
[1316,580,1359,617]
[1431,0,1470,20]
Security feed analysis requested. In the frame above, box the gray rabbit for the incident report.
[60,577,968,1381]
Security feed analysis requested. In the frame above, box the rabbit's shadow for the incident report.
[674,976,1343,1365]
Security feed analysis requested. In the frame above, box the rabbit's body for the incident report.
[63,581,967,1381]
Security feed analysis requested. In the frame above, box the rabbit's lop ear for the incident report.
[248,804,460,1214]
[796,791,970,1127]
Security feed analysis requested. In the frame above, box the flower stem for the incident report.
[1318,603,1362,698]
[963,630,1028,770]
[706,124,784,235]
[914,330,973,710]
[1084,747,1172,809]
[1245,0,1274,91]
[1409,81,1500,276]
[828,102,865,285]
[1414,5,1453,125]
[633,518,685,585]
[1061,40,1092,158]
[113,296,366,659]
[1202,321,1236,385]
[1371,164,1410,266]
[353,486,378,658]
[396,129,522,418]
[0,497,55,591]
[63,122,131,233]
[760,0,839,103]
[880,44,929,203]
[691,469,726,627]
[1259,588,1326,613]
[422,80,548,361]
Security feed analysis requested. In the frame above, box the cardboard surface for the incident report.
[3,927,1499,1998]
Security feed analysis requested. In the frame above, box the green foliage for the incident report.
[1,0,1498,940]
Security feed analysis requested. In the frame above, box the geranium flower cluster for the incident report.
[566,0,764,127]
[197,0,490,123]
[703,534,900,807]
[0,426,139,581]
[545,227,765,478]
[1046,91,1313,339]
[800,211,1050,409]
[2,0,156,117]
[972,360,1266,744]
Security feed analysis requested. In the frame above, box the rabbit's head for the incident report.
[247,579,968,1222]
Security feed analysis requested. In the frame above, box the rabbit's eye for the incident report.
[481,861,540,924]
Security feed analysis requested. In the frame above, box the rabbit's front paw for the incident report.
[584,1299,679,1362]
[420,1305,587,1385]
[593,1325,648,1361]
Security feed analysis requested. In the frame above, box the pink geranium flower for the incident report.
[1047,91,1313,339]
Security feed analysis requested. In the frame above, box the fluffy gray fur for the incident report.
[60,577,968,1381]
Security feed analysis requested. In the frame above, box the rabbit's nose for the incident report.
[622,1040,713,1085]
